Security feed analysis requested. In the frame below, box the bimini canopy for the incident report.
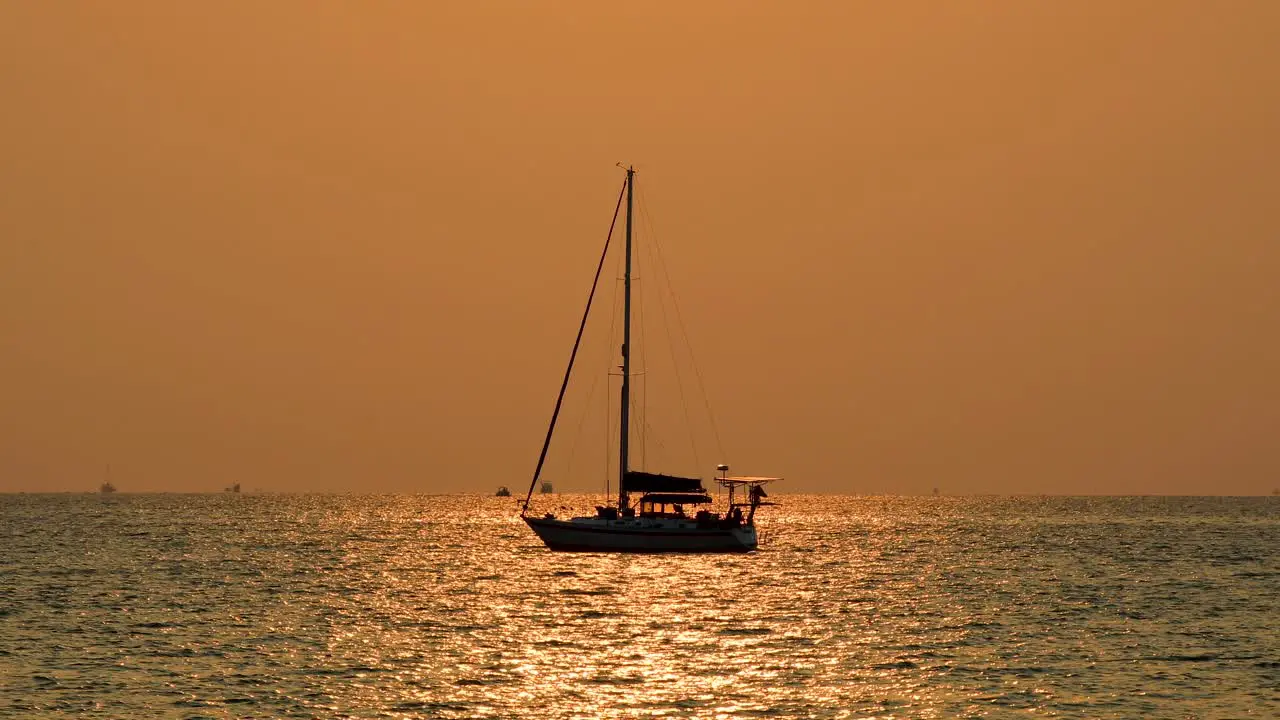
[638,493,713,506]
[623,471,706,494]
[715,476,782,486]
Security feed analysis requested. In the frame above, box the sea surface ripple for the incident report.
[1,494,1277,718]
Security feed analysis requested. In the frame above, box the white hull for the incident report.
[525,516,757,553]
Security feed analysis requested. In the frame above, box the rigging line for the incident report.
[568,263,623,488]
[631,248,641,468]
[604,273,622,499]
[641,421,669,455]
[560,344,605,483]
[639,196,700,475]
[522,177,628,516]
[638,186,727,463]
[636,247,646,469]
[606,404,621,501]
[604,388,611,501]
[630,372,645,469]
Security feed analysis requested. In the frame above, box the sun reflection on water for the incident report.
[312,495,1079,717]
[1,493,1275,718]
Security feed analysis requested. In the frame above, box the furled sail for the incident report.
[622,471,705,494]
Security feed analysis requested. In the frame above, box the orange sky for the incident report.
[2,2,1277,494]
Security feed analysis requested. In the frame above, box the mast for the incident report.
[618,166,634,511]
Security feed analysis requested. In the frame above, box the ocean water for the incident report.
[0,494,1276,719]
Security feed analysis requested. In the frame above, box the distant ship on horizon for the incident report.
[225,483,241,493]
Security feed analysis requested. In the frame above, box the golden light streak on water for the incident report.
[0,493,1276,718]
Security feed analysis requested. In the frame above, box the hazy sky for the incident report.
[2,3,1277,495]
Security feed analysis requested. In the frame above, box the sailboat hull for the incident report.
[524,516,757,553]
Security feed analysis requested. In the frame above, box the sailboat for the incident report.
[520,165,779,553]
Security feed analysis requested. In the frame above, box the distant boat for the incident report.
[99,481,117,494]
[540,481,553,494]
[496,486,512,497]
[225,483,241,493]
[520,166,779,553]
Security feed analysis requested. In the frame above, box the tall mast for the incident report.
[618,166,634,511]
